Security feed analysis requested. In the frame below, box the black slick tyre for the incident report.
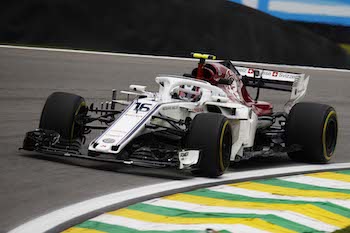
[39,92,87,140]
[186,113,232,177]
[286,102,338,163]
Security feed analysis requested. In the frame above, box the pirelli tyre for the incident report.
[186,113,232,177]
[286,102,338,163]
[39,92,87,140]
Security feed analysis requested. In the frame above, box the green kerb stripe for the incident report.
[312,202,350,219]
[126,203,320,233]
[335,170,350,175]
[254,178,350,194]
[75,220,230,233]
[186,189,350,218]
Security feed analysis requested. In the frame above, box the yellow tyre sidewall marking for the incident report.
[322,110,336,160]
[70,101,87,140]
[219,121,230,172]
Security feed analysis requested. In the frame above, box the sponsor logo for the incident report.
[162,106,179,111]
[272,71,278,77]
[102,138,116,143]
[278,73,299,80]
[262,71,272,76]
[193,107,204,113]
[179,151,188,157]
[179,151,189,161]
[236,67,247,74]
[125,112,143,118]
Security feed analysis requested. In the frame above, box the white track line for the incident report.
[0,45,196,61]
[8,163,350,233]
[1,44,350,73]
[279,175,350,189]
[92,215,270,233]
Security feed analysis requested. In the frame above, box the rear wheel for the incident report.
[39,92,87,140]
[286,102,338,163]
[186,113,232,177]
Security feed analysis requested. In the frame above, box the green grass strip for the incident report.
[186,189,350,218]
[333,225,350,233]
[254,178,350,194]
[127,203,321,233]
[74,220,230,233]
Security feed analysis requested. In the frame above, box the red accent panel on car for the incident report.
[241,86,273,116]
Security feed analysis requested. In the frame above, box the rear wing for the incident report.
[235,66,310,113]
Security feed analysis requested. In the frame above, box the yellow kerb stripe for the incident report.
[109,209,296,233]
[62,227,105,233]
[231,182,350,199]
[307,172,350,183]
[164,193,350,228]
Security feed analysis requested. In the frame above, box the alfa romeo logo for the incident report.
[102,138,115,143]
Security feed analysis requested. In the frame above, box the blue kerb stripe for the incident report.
[270,11,350,26]
[258,0,269,12]
[228,0,268,11]
[229,0,242,4]
[228,0,350,7]
[280,0,350,6]
[227,0,350,26]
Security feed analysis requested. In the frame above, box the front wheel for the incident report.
[39,92,87,140]
[186,113,232,177]
[286,102,338,163]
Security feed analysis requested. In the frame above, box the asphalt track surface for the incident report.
[0,46,350,233]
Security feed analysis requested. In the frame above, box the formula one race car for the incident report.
[21,53,338,177]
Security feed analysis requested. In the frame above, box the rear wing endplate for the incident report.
[235,66,310,113]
